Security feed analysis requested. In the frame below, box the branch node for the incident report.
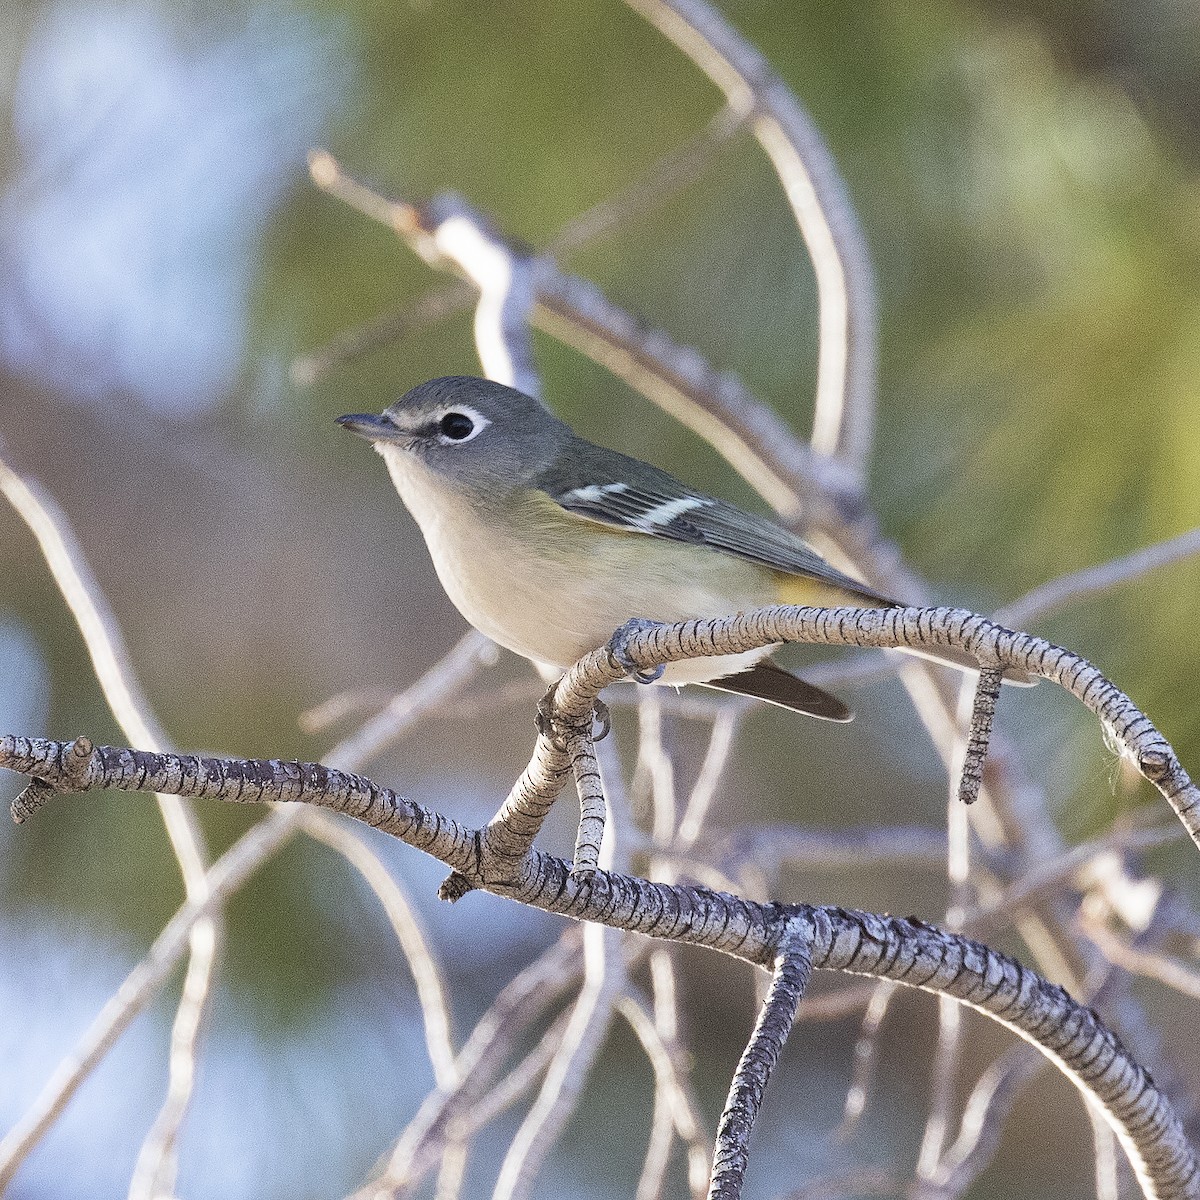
[1138,747,1172,782]
[10,778,57,825]
[9,735,98,823]
[537,683,609,750]
[438,871,475,903]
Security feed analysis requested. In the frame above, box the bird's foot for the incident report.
[536,683,611,748]
[608,619,665,684]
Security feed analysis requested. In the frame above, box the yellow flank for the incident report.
[771,570,868,608]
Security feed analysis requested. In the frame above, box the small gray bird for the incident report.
[338,377,977,720]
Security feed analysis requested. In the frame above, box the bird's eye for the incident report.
[438,411,475,441]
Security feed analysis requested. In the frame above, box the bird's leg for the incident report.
[608,618,666,684]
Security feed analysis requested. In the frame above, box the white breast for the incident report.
[377,444,774,684]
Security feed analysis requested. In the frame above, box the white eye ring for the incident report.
[435,405,490,445]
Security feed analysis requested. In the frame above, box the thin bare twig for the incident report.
[837,980,896,1136]
[0,623,485,1189]
[1091,1101,1124,1200]
[1082,910,1200,1002]
[0,457,218,1197]
[290,280,473,387]
[306,151,860,519]
[294,105,747,387]
[779,1167,898,1200]
[492,920,623,1200]
[620,994,711,1200]
[914,1045,1044,1199]
[357,932,583,1198]
[677,707,738,847]
[300,812,457,1087]
[327,631,493,770]
[548,105,748,255]
[998,528,1200,629]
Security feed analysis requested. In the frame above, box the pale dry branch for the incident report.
[0,806,288,1191]
[652,947,712,1197]
[909,1044,1044,1200]
[638,689,679,849]
[677,707,738,848]
[432,1011,575,1200]
[492,921,623,1200]
[306,150,859,520]
[792,981,879,1023]
[636,1072,677,1200]
[547,104,748,255]
[623,0,878,481]
[915,998,963,1184]
[326,630,493,772]
[126,918,220,1200]
[998,527,1200,629]
[426,196,539,395]
[295,106,747,388]
[433,1143,468,1200]
[620,994,711,1200]
[358,931,582,1198]
[0,455,217,1196]
[717,824,946,878]
[300,811,457,1088]
[0,624,484,1190]
[837,980,896,1136]
[454,1011,572,1143]
[290,279,473,388]
[1091,1102,1124,1200]
[964,822,1182,938]
[779,1166,899,1199]
[1082,910,1200,1003]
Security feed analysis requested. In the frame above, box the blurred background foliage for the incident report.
[0,0,1197,1196]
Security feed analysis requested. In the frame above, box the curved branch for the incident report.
[306,151,860,522]
[0,456,217,1198]
[623,0,878,480]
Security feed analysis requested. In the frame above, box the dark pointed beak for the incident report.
[336,412,399,442]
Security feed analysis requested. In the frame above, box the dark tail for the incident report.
[698,659,853,721]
